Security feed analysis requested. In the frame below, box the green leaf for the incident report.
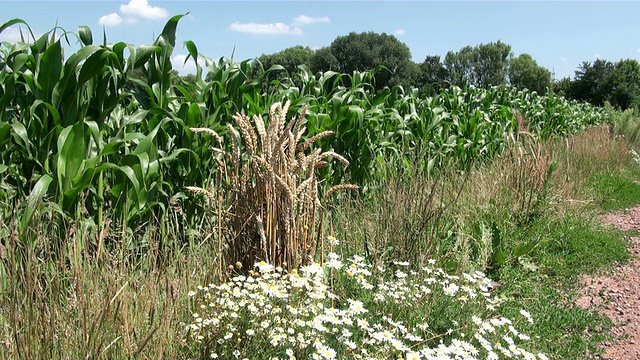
[56,122,87,198]
[30,100,61,125]
[32,31,50,54]
[37,40,62,102]
[492,249,506,266]
[100,140,124,156]
[98,163,139,193]
[77,48,110,87]
[112,42,127,64]
[10,53,29,72]
[157,14,186,48]
[0,123,10,146]
[52,45,102,107]
[513,239,539,258]
[11,121,31,151]
[19,174,53,235]
[132,45,156,69]
[187,102,201,124]
[0,19,35,42]
[184,40,198,65]
[78,25,93,46]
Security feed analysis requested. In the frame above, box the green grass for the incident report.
[593,172,640,212]
[489,163,639,358]
[493,215,630,358]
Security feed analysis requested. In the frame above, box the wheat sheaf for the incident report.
[187,101,358,272]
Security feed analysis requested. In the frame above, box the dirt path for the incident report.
[575,206,640,359]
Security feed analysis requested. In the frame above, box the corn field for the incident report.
[0,16,612,248]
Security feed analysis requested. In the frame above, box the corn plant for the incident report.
[0,15,196,243]
[0,16,615,255]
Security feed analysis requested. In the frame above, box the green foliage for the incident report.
[551,77,572,98]
[613,107,640,146]
[568,58,640,110]
[317,31,414,90]
[510,87,609,139]
[417,55,449,92]
[309,46,338,73]
[445,41,512,88]
[508,53,552,94]
[610,59,640,110]
[1,17,639,360]
[444,45,475,87]
[252,45,314,80]
[569,59,616,106]
[475,41,512,88]
[0,16,200,242]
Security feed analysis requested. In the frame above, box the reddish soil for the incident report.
[575,205,640,359]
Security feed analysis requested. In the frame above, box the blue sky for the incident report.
[2,1,640,80]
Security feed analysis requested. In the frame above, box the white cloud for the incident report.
[98,13,124,27]
[636,48,640,54]
[230,14,329,36]
[394,29,406,36]
[560,56,568,62]
[119,0,169,21]
[0,26,36,43]
[293,15,330,25]
[229,22,303,35]
[594,54,601,60]
[171,54,205,75]
[98,0,168,26]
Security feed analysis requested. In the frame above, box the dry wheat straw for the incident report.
[189,127,222,144]
[188,101,357,270]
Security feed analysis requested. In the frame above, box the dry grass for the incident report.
[188,101,357,272]
[0,209,220,359]
[332,124,635,273]
[552,125,630,200]
[459,124,629,219]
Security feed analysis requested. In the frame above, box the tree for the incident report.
[569,59,615,106]
[474,41,512,87]
[310,47,339,73]
[251,45,315,83]
[566,58,640,109]
[182,73,198,86]
[508,53,552,94]
[551,77,573,98]
[417,55,449,92]
[609,59,640,110]
[444,46,475,87]
[317,31,414,90]
[444,41,512,88]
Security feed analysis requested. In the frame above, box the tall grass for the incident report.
[330,124,635,275]
[1,16,636,359]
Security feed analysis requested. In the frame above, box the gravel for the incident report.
[576,205,640,359]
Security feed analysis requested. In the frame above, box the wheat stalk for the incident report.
[325,184,360,198]
[189,127,222,144]
[188,101,354,271]
[184,186,215,203]
[296,130,335,152]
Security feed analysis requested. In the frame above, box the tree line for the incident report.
[244,32,639,110]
